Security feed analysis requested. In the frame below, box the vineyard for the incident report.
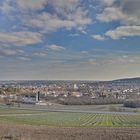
[0,108,140,127]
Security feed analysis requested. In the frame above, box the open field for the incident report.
[0,107,140,127]
[0,106,140,140]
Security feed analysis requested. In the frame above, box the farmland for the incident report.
[0,107,140,127]
[0,123,140,140]
[0,106,140,140]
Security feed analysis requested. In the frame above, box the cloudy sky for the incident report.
[0,0,140,80]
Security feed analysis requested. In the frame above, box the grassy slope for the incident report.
[0,108,140,127]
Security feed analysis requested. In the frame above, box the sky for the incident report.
[0,0,140,80]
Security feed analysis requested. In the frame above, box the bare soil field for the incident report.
[0,123,140,140]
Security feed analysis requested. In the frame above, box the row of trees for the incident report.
[46,96,124,105]
[124,99,140,108]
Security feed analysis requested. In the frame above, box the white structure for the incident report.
[74,84,78,90]
[36,92,40,102]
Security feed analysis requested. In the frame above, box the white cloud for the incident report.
[97,0,140,26]
[89,59,98,65]
[33,52,47,57]
[105,26,140,39]
[1,0,12,14]
[20,0,92,33]
[69,33,80,37]
[81,51,88,54]
[92,34,105,40]
[1,0,92,33]
[50,0,79,14]
[0,49,17,56]
[100,0,115,6]
[18,56,31,61]
[81,30,87,34]
[97,7,140,26]
[24,10,91,32]
[0,31,42,47]
[0,47,24,56]
[97,0,140,39]
[47,44,65,51]
[15,0,47,11]
[96,7,124,22]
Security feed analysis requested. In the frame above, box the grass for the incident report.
[0,107,140,127]
[0,106,140,140]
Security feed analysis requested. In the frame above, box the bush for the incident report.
[124,99,140,108]
[48,96,124,105]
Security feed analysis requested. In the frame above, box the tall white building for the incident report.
[36,92,40,102]
[74,84,78,90]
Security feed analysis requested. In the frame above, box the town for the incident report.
[0,78,140,106]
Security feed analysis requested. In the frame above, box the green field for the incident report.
[0,108,140,127]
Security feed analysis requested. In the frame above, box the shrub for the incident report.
[124,99,140,108]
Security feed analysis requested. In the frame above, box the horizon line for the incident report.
[0,76,140,82]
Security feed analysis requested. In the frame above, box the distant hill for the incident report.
[112,77,140,83]
[1,77,140,86]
